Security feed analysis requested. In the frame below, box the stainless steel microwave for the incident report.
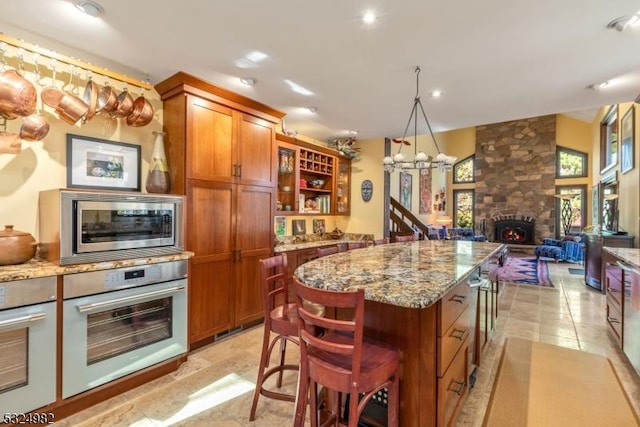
[39,189,185,265]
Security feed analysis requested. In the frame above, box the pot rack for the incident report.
[0,33,152,91]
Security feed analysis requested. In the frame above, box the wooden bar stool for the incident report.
[292,279,400,427]
[316,246,339,258]
[393,234,415,242]
[249,254,301,420]
[347,241,367,250]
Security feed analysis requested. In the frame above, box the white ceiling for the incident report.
[2,0,640,142]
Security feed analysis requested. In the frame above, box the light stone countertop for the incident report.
[603,247,640,270]
[274,238,366,253]
[0,252,194,283]
[294,240,505,309]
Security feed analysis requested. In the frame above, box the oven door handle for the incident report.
[76,285,185,313]
[0,312,46,330]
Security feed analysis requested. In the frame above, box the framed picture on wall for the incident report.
[292,219,306,235]
[620,105,635,174]
[399,172,412,210]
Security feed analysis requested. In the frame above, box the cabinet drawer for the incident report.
[606,298,623,347]
[605,264,624,308]
[438,281,470,336]
[438,305,471,377]
[438,338,469,427]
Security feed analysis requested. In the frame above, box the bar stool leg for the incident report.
[250,329,272,421]
[277,336,287,388]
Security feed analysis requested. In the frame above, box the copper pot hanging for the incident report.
[126,93,154,127]
[113,88,133,118]
[96,82,118,114]
[0,69,37,119]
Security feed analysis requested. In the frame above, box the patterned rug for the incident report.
[497,256,553,287]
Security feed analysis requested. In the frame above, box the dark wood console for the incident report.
[584,233,634,291]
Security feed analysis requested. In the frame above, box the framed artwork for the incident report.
[275,216,286,236]
[592,184,600,227]
[66,134,141,191]
[399,172,412,210]
[418,171,432,214]
[620,105,635,174]
[292,219,306,235]
[313,219,326,234]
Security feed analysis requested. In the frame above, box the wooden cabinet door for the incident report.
[236,113,277,188]
[186,95,236,183]
[234,184,275,325]
[186,180,235,342]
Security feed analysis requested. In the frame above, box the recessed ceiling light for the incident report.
[74,0,104,17]
[586,81,609,91]
[284,79,314,96]
[362,11,377,24]
[348,130,359,135]
[430,90,444,98]
[239,77,257,86]
[607,14,640,31]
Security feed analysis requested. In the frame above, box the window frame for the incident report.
[600,105,618,174]
[554,185,587,238]
[453,189,475,229]
[556,146,587,178]
[453,155,475,184]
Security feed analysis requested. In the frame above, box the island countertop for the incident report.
[603,247,640,269]
[294,240,505,309]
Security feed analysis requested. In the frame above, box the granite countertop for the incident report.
[274,238,366,253]
[294,240,505,309]
[603,247,640,270]
[0,252,195,283]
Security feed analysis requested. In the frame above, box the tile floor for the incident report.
[57,260,640,426]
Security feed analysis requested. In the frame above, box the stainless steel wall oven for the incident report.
[0,277,57,414]
[39,189,185,265]
[62,260,187,398]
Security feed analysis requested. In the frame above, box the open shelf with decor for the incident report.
[276,134,351,215]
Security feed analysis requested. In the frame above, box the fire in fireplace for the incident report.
[493,218,535,245]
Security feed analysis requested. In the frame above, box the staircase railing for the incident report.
[389,197,434,240]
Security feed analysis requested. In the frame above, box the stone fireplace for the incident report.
[493,215,535,245]
[474,115,557,243]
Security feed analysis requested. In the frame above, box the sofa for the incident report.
[534,235,585,263]
[447,227,488,242]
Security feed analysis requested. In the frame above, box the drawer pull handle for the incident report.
[448,380,465,395]
[607,316,620,324]
[616,260,640,275]
[608,287,620,293]
[451,294,466,303]
[450,328,467,341]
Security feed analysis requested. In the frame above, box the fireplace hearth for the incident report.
[494,217,535,245]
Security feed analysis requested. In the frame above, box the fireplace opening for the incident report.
[494,219,535,245]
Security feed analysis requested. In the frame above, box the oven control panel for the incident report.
[104,265,162,289]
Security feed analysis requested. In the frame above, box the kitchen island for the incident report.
[294,240,505,427]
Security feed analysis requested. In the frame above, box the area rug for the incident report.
[497,256,553,287]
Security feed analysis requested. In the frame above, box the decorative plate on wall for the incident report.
[361,179,373,202]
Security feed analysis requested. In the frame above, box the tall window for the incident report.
[556,146,587,178]
[555,185,586,237]
[453,190,474,228]
[600,105,618,173]
[453,155,475,183]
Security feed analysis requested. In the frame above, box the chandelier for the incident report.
[383,66,457,174]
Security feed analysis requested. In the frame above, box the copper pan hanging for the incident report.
[126,89,154,127]
[81,74,98,122]
[96,78,118,115]
[19,52,49,142]
[0,45,37,120]
[113,87,133,118]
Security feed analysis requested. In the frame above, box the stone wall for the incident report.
[475,115,557,243]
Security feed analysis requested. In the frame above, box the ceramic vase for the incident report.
[145,131,171,193]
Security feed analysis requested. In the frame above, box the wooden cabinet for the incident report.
[604,250,640,373]
[156,72,284,346]
[436,280,471,427]
[276,133,351,215]
[585,233,634,291]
